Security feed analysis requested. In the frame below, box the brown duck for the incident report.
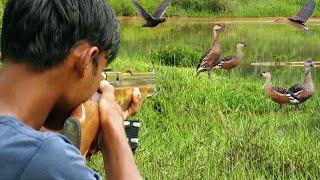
[288,59,315,109]
[260,71,299,110]
[196,24,225,78]
[213,42,246,70]
[274,0,316,32]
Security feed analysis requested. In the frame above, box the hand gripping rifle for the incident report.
[62,70,156,156]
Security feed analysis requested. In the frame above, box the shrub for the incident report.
[171,0,230,13]
[151,45,203,67]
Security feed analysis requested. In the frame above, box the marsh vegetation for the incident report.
[89,18,320,179]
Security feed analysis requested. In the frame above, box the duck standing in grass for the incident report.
[260,71,299,110]
[274,0,316,32]
[288,59,315,109]
[131,0,171,27]
[196,24,225,78]
[213,42,246,71]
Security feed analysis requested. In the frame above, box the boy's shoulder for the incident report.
[0,116,101,180]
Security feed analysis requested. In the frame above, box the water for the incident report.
[118,17,320,90]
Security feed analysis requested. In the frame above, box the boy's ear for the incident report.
[75,47,99,78]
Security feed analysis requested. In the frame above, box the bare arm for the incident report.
[99,81,142,180]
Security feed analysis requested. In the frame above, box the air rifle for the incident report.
[60,70,156,156]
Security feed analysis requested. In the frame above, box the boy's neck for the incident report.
[0,61,67,130]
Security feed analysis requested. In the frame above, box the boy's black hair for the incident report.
[1,0,120,71]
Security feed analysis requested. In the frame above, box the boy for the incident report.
[0,0,142,179]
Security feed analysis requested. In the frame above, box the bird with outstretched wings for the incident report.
[131,0,153,22]
[131,0,171,27]
[153,0,171,18]
[289,0,316,24]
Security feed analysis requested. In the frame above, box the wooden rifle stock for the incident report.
[64,71,156,156]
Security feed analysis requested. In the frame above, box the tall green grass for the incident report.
[90,55,320,179]
[110,0,320,17]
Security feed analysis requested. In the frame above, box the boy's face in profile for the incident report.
[1,0,120,129]
[70,52,108,106]
[45,50,108,129]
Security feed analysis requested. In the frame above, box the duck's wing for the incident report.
[196,49,211,71]
[290,0,316,23]
[289,83,311,101]
[213,55,234,68]
[272,86,299,103]
[153,0,171,18]
[289,83,305,93]
[272,86,291,95]
[220,56,234,63]
[131,0,153,21]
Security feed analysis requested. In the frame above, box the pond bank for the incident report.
[118,17,320,25]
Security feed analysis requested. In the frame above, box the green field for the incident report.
[110,0,320,17]
[88,20,320,179]
[89,56,320,179]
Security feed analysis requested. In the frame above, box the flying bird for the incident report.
[131,0,171,27]
[274,0,316,32]
[196,24,225,78]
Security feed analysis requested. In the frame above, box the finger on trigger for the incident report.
[91,92,102,102]
[100,80,111,91]
[100,80,115,99]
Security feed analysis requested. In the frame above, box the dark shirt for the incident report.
[0,116,101,180]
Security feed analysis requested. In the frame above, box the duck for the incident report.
[131,0,171,27]
[196,24,225,78]
[260,71,299,110]
[274,0,316,32]
[213,42,246,70]
[288,59,315,109]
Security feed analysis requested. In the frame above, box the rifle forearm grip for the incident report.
[56,71,156,157]
[67,101,100,156]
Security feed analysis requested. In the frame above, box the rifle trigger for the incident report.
[116,74,120,82]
